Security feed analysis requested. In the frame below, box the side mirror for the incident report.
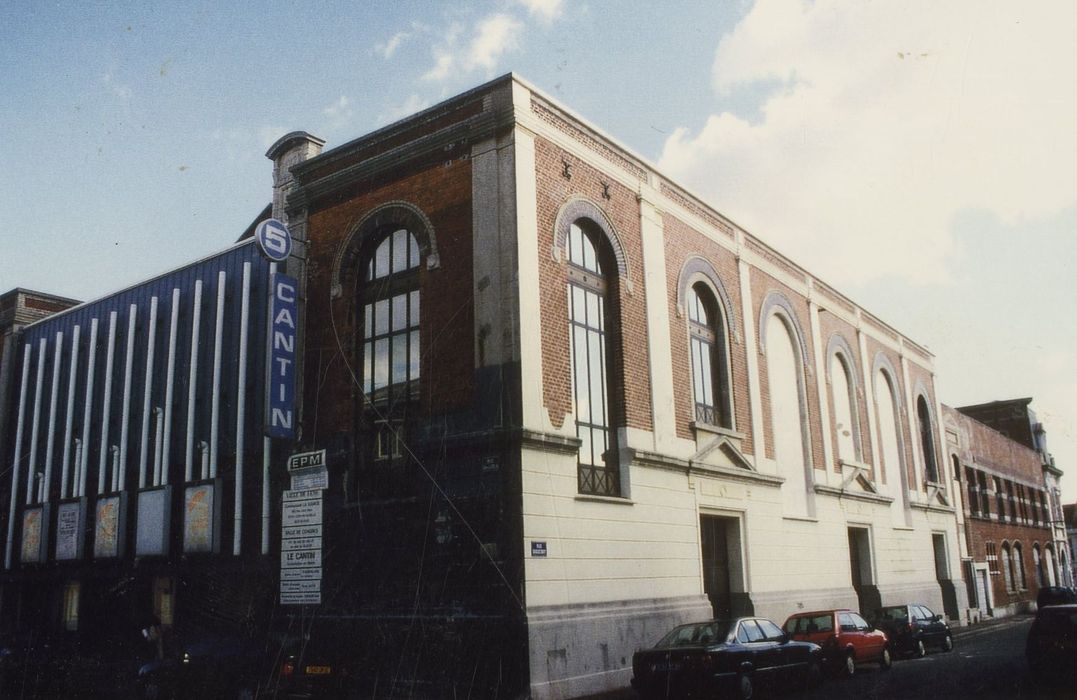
[932,614,942,623]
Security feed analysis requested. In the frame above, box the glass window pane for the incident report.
[409,291,419,327]
[409,233,420,269]
[700,343,714,406]
[578,429,593,468]
[571,286,586,323]
[363,341,373,392]
[392,333,407,385]
[374,239,390,279]
[573,326,591,423]
[363,304,373,338]
[586,290,600,329]
[374,299,389,336]
[392,294,407,332]
[374,338,389,389]
[392,229,408,273]
[569,223,583,265]
[588,329,605,426]
[409,330,420,380]
[583,232,597,272]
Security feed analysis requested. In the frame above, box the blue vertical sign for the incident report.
[267,273,298,439]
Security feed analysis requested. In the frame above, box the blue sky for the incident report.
[3,0,1076,501]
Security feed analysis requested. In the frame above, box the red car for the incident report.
[783,609,891,677]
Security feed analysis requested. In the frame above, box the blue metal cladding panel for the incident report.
[7,241,274,513]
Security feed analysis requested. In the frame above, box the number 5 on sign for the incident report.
[256,219,292,261]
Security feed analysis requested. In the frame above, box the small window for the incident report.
[62,581,80,632]
[917,396,939,482]
[966,468,979,516]
[850,613,871,630]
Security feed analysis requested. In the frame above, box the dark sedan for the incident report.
[631,617,823,700]
[872,604,952,657]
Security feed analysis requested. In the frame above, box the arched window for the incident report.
[687,283,730,428]
[764,311,810,516]
[1033,544,1044,587]
[874,367,907,520]
[358,227,421,470]
[567,220,622,496]
[917,395,939,483]
[829,352,858,464]
[1001,544,1014,592]
[1014,543,1026,590]
[965,467,979,516]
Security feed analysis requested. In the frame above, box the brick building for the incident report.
[957,398,1072,589]
[944,404,1058,619]
[2,75,968,698]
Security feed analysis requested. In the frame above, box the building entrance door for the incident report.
[976,569,990,616]
[701,516,732,619]
[848,527,878,614]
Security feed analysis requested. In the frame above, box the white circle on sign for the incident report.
[256,219,293,261]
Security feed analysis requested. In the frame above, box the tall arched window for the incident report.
[917,395,939,483]
[1034,544,1044,587]
[1014,543,1026,590]
[1001,544,1014,592]
[874,367,907,520]
[830,352,858,464]
[567,220,621,496]
[359,227,421,464]
[765,312,810,516]
[687,283,729,428]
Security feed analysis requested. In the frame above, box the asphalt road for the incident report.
[589,614,1074,700]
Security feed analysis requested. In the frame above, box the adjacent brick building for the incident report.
[944,403,1059,619]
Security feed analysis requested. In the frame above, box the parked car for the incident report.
[631,617,823,699]
[1025,603,1077,684]
[137,636,266,699]
[783,609,891,676]
[872,604,952,657]
[1036,586,1077,608]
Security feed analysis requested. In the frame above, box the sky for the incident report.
[2,0,1075,501]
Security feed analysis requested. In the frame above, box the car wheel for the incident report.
[841,652,856,678]
[880,647,892,670]
[941,633,953,652]
[737,672,754,700]
[915,639,926,658]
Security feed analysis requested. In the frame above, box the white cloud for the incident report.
[323,95,354,124]
[423,14,523,81]
[375,31,410,60]
[658,0,1077,286]
[515,0,564,23]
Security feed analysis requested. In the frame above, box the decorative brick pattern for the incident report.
[530,97,649,181]
[659,183,736,240]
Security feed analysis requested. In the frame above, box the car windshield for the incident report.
[785,614,833,634]
[656,621,732,648]
[876,606,908,622]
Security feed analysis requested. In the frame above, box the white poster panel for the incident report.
[55,501,82,560]
[183,484,215,553]
[281,549,322,568]
[21,507,44,563]
[136,487,170,556]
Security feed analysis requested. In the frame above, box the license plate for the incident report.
[305,665,332,675]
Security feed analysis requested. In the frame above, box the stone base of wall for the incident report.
[526,595,712,700]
